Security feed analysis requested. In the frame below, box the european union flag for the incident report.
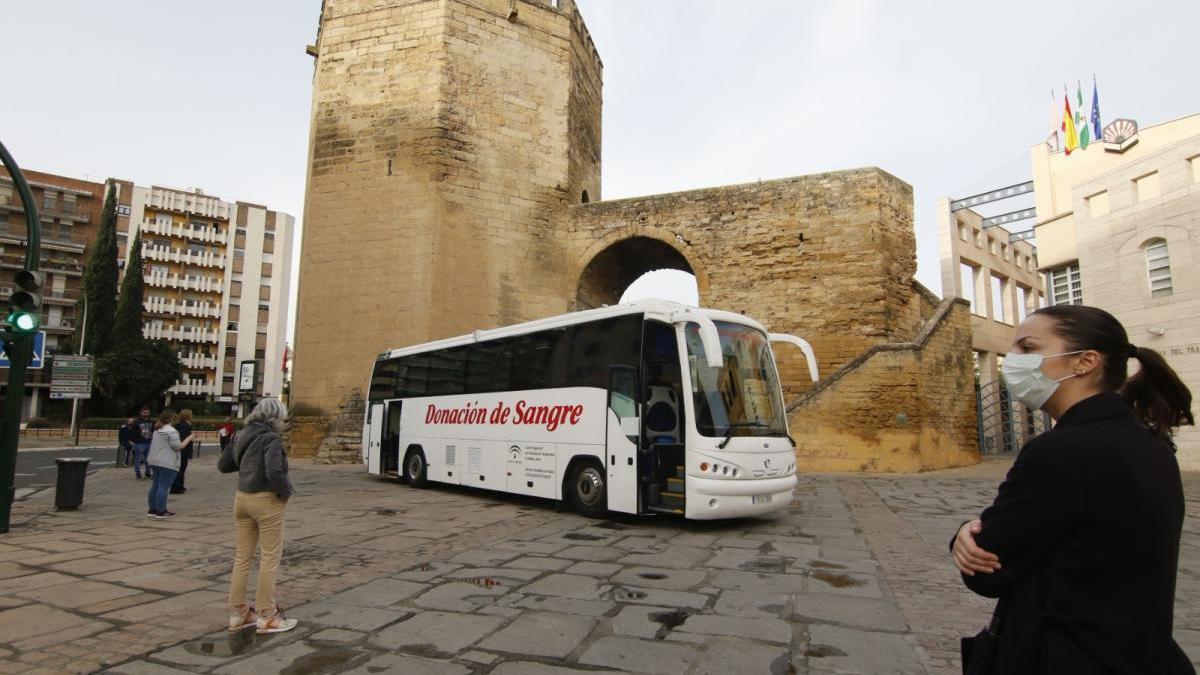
[1091,79,1102,141]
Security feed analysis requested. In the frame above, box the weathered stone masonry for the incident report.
[290,0,979,471]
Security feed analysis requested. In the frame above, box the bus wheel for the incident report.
[404,449,428,488]
[568,461,607,518]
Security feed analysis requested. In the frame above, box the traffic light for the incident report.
[6,270,43,334]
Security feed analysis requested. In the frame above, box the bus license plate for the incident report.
[752,494,772,504]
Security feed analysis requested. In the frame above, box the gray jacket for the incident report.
[233,421,293,499]
[147,424,183,470]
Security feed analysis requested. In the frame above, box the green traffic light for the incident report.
[7,311,38,333]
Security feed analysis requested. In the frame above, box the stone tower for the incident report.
[293,0,602,413]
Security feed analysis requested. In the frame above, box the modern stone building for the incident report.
[113,183,295,411]
[0,167,105,420]
[1033,112,1200,467]
[291,0,979,471]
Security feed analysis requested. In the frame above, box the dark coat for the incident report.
[176,421,194,460]
[118,424,137,449]
[959,391,1193,674]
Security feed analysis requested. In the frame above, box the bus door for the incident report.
[381,401,402,475]
[607,366,640,514]
[365,402,383,474]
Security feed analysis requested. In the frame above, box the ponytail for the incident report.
[1122,347,1195,439]
[1034,305,1195,440]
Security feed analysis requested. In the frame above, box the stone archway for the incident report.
[574,235,696,309]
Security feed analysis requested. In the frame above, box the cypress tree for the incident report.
[81,183,119,356]
[112,230,146,345]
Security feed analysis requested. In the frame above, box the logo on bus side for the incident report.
[425,400,584,432]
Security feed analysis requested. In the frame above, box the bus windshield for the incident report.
[685,321,788,438]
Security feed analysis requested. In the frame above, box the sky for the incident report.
[2,1,1199,333]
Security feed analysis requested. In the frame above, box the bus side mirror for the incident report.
[769,333,819,382]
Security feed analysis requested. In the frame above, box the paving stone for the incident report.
[369,610,504,654]
[493,540,570,555]
[521,573,603,600]
[512,595,615,616]
[448,566,544,582]
[669,533,718,548]
[212,639,315,674]
[614,536,661,552]
[689,637,790,675]
[676,613,791,644]
[393,561,462,582]
[618,545,712,569]
[4,571,76,592]
[611,566,707,591]
[504,556,572,571]
[344,653,472,675]
[0,562,36,580]
[490,663,625,675]
[802,624,924,675]
[103,661,199,675]
[46,557,130,576]
[16,579,142,609]
[414,581,509,612]
[611,604,675,639]
[356,534,432,552]
[0,603,99,643]
[461,650,499,664]
[100,590,225,623]
[450,549,521,566]
[309,628,366,643]
[13,618,113,651]
[322,578,427,607]
[804,569,884,598]
[564,561,622,578]
[603,585,710,610]
[579,635,698,674]
[479,611,596,658]
[287,600,407,631]
[556,545,625,561]
[709,570,806,593]
[792,593,909,631]
[712,590,789,620]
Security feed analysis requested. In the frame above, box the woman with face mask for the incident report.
[952,305,1194,674]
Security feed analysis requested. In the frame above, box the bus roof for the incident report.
[377,299,771,361]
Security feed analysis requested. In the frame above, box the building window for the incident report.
[227,321,239,332]
[960,262,981,316]
[1135,172,1161,203]
[1086,190,1109,218]
[990,274,1009,324]
[1047,263,1082,305]
[1191,155,1200,184]
[0,182,12,205]
[43,190,57,212]
[1145,239,1172,298]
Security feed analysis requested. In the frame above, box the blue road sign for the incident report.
[0,330,46,369]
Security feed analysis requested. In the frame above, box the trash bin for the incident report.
[54,458,92,510]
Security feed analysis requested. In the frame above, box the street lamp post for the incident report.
[0,140,43,534]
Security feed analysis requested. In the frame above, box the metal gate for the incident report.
[976,380,1051,454]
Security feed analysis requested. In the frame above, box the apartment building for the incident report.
[1032,112,1200,467]
[114,183,294,410]
[0,167,104,420]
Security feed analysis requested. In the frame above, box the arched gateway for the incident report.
[291,0,979,471]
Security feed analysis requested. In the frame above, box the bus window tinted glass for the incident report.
[427,347,466,395]
[403,354,431,397]
[570,315,642,388]
[369,358,400,402]
[512,329,569,390]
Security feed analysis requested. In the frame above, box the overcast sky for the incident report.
[3,1,1198,335]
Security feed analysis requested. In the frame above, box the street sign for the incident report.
[50,354,93,400]
[0,330,46,369]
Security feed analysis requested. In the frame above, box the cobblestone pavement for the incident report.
[1,455,1197,674]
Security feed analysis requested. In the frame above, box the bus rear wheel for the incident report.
[568,461,607,518]
[404,449,428,488]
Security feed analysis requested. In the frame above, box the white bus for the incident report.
[362,300,818,520]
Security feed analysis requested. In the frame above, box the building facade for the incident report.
[114,183,294,411]
[1033,112,1200,467]
[0,167,104,420]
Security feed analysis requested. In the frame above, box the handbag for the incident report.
[961,599,1003,675]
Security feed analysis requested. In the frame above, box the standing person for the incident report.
[117,418,137,467]
[146,409,194,519]
[952,305,1194,674]
[223,398,297,634]
[132,408,155,480]
[218,416,236,452]
[171,409,194,494]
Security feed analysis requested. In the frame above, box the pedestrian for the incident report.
[952,305,1194,674]
[221,398,298,634]
[170,409,194,494]
[146,409,194,519]
[132,407,155,480]
[118,418,137,467]
[218,416,235,452]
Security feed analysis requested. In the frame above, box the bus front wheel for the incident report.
[568,461,607,518]
[404,449,428,488]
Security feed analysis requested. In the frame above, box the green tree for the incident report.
[81,183,119,356]
[93,340,182,414]
[112,230,145,345]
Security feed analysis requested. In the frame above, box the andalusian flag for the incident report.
[1076,80,1090,149]
[1063,91,1079,155]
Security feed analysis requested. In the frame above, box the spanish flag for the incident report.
[1062,92,1080,155]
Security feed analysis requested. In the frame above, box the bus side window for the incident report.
[609,366,639,440]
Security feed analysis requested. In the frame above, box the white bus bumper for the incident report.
[684,474,797,520]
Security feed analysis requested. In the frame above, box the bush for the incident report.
[82,417,242,431]
[25,417,52,429]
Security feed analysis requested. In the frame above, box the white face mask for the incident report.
[1001,351,1084,410]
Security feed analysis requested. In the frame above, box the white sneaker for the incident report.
[228,606,256,632]
[256,613,298,634]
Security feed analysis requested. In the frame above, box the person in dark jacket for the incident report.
[170,409,194,494]
[117,418,137,467]
[132,407,155,479]
[952,305,1195,674]
[225,397,298,635]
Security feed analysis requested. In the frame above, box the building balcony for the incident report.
[143,324,221,344]
[170,380,216,397]
[177,353,219,370]
[144,298,222,319]
[0,201,89,224]
[140,244,226,269]
[139,218,227,245]
[145,271,223,294]
[43,292,78,307]
[42,319,75,335]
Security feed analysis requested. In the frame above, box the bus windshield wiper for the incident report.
[717,422,769,449]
